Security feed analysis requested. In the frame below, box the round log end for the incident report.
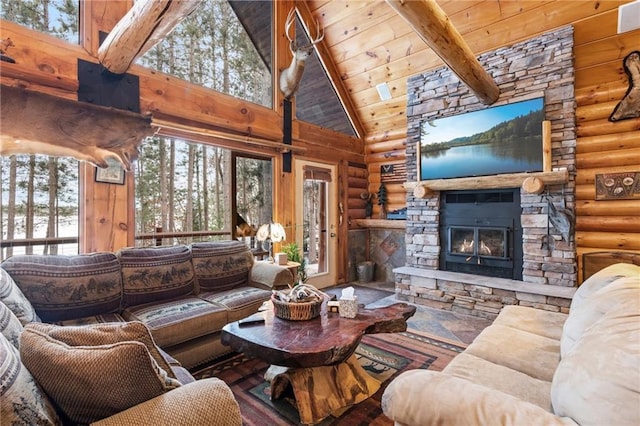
[413,184,434,199]
[522,176,545,194]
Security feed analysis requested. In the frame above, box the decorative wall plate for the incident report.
[595,172,640,200]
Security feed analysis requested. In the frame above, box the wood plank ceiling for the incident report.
[297,0,628,140]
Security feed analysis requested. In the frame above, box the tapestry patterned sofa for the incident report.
[1,240,293,368]
[382,263,640,426]
[0,240,293,424]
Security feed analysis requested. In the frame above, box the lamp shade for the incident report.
[270,223,286,242]
[256,222,286,242]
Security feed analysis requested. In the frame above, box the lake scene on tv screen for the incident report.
[420,97,544,180]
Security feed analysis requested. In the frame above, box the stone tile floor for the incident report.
[325,281,492,345]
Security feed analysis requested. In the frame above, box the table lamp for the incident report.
[256,222,286,262]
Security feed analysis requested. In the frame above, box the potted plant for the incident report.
[281,242,307,285]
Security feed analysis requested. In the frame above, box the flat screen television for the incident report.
[418,97,544,181]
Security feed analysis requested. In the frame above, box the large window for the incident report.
[138,1,272,108]
[0,0,79,43]
[134,136,272,247]
[0,155,79,260]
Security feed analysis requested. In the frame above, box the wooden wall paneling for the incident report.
[576,148,640,169]
[576,216,639,233]
[572,8,619,44]
[576,101,624,122]
[574,30,640,70]
[575,84,628,105]
[366,138,406,154]
[576,199,640,216]
[577,117,640,137]
[575,232,640,251]
[347,163,368,221]
[575,60,633,89]
[78,1,132,253]
[576,131,639,154]
[293,121,364,155]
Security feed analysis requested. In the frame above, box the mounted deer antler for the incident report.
[279,8,324,100]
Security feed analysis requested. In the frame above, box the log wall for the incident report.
[573,12,640,282]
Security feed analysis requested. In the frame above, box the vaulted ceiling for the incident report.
[284,0,628,140]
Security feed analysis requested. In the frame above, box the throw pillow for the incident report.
[0,332,61,426]
[0,300,23,349]
[0,267,40,325]
[20,322,181,425]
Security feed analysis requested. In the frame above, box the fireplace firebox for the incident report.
[439,189,522,280]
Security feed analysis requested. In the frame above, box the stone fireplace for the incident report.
[394,27,578,319]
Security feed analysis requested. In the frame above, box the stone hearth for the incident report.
[395,27,577,319]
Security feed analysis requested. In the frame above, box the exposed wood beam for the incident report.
[296,1,366,138]
[385,0,499,105]
[98,0,202,74]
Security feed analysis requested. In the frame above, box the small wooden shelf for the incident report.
[351,219,406,229]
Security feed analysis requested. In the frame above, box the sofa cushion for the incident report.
[0,267,40,324]
[20,322,181,425]
[444,352,553,411]
[551,296,640,426]
[122,296,228,347]
[118,245,195,307]
[200,286,271,322]
[561,275,639,357]
[464,324,560,382]
[1,253,122,322]
[0,332,61,426]
[493,305,567,341]
[191,241,253,292]
[0,301,23,349]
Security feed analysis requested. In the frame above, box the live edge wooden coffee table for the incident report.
[221,299,416,424]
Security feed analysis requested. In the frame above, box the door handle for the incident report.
[330,233,336,238]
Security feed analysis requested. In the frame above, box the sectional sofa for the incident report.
[0,240,293,424]
[1,240,293,368]
[382,262,640,426]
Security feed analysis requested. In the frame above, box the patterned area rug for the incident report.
[192,330,466,425]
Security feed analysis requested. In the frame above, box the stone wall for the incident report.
[398,27,577,316]
[348,228,405,283]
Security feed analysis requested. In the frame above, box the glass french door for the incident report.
[294,160,337,289]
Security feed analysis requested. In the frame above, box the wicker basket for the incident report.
[271,294,322,321]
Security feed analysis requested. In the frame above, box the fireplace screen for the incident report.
[449,227,507,259]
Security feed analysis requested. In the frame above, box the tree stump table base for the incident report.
[264,355,380,425]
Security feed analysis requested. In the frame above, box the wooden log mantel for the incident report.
[406,169,569,195]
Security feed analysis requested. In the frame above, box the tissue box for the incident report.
[339,296,358,318]
[275,252,288,265]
